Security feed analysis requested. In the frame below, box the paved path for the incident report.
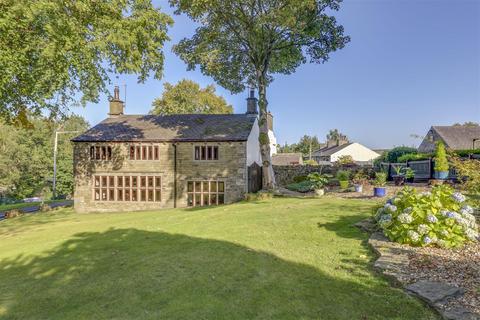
[0,201,73,221]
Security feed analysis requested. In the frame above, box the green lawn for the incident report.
[0,197,438,319]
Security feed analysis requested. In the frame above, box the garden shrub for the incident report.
[434,142,449,172]
[293,175,308,183]
[397,153,431,163]
[374,185,479,248]
[335,155,354,166]
[286,181,315,193]
[385,146,418,163]
[304,159,318,166]
[336,170,350,182]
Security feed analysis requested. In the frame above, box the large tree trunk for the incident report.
[257,74,276,190]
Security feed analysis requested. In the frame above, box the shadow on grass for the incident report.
[0,228,437,320]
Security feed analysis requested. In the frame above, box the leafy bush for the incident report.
[455,149,480,157]
[450,156,480,196]
[434,142,449,172]
[336,170,350,181]
[385,147,418,163]
[374,185,479,248]
[304,159,318,166]
[286,181,315,193]
[352,170,369,185]
[293,175,308,183]
[335,155,354,166]
[374,172,387,187]
[307,172,329,190]
[397,153,431,163]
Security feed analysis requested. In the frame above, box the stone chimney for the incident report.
[326,138,349,148]
[109,86,124,117]
[246,88,258,116]
[266,111,273,131]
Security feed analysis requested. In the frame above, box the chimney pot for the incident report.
[246,88,258,116]
[109,86,124,117]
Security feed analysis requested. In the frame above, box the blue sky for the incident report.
[74,0,480,149]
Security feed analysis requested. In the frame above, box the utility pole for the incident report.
[53,130,79,199]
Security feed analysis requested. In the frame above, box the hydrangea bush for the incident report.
[374,185,479,248]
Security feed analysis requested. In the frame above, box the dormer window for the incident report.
[194,145,219,161]
[90,145,112,161]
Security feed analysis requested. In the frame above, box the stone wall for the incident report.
[273,164,373,186]
[73,141,247,213]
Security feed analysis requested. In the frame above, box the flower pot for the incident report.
[339,180,349,189]
[406,177,414,183]
[354,184,363,193]
[434,171,449,180]
[392,175,405,186]
[373,187,386,197]
[314,189,325,197]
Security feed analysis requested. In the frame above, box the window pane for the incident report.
[207,146,212,160]
[203,194,209,206]
[94,189,100,200]
[124,176,130,187]
[142,146,147,160]
[218,181,225,192]
[109,189,115,201]
[132,189,137,201]
[218,194,224,204]
[141,176,146,188]
[132,176,138,187]
[109,176,115,187]
[187,181,193,193]
[155,190,161,202]
[201,146,206,160]
[130,146,135,160]
[141,190,146,201]
[136,146,141,160]
[210,181,217,192]
[148,176,154,188]
[213,146,218,160]
[95,146,101,160]
[187,194,193,207]
[194,194,201,206]
[90,146,95,160]
[155,177,161,189]
[124,189,130,201]
[194,146,200,160]
[107,147,112,160]
[194,181,201,192]
[148,146,153,160]
[94,176,100,187]
[210,194,217,205]
[117,176,123,187]
[202,181,209,193]
[148,190,154,202]
[101,146,106,160]
[118,189,123,201]
[101,189,107,201]
[154,146,159,160]
[101,176,107,188]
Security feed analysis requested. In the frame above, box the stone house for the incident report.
[72,87,273,213]
[418,126,480,153]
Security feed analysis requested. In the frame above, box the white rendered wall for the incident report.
[246,118,262,166]
[330,143,380,162]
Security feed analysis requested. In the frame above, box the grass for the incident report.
[0,197,439,319]
[0,199,67,212]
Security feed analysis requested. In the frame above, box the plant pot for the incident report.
[406,177,414,183]
[392,175,405,186]
[373,187,386,197]
[339,180,349,189]
[354,184,363,193]
[434,171,449,180]
[314,189,325,197]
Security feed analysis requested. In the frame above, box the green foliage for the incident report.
[352,170,369,185]
[335,155,354,166]
[397,153,431,162]
[326,129,348,143]
[0,115,88,199]
[244,191,274,201]
[307,172,329,190]
[374,172,387,187]
[304,159,318,166]
[404,168,415,179]
[276,135,322,157]
[455,149,480,157]
[259,133,269,145]
[374,186,479,248]
[336,170,350,182]
[451,156,480,196]
[151,79,233,115]
[434,142,449,172]
[286,181,315,193]
[293,175,308,183]
[383,147,418,163]
[0,0,172,123]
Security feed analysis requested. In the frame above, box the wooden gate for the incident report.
[248,162,263,193]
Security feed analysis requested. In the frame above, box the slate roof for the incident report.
[72,114,256,142]
[312,142,354,156]
[271,153,304,166]
[432,126,480,150]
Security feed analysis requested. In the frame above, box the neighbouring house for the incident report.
[418,126,480,153]
[72,87,276,213]
[272,153,304,166]
[312,139,380,164]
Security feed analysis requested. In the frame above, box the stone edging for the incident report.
[354,218,479,320]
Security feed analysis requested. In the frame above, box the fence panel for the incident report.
[408,159,432,180]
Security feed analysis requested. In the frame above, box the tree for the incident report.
[151,79,233,115]
[453,122,479,127]
[295,135,322,157]
[0,0,172,124]
[171,0,349,189]
[326,129,348,142]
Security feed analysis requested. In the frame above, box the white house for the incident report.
[312,140,380,164]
